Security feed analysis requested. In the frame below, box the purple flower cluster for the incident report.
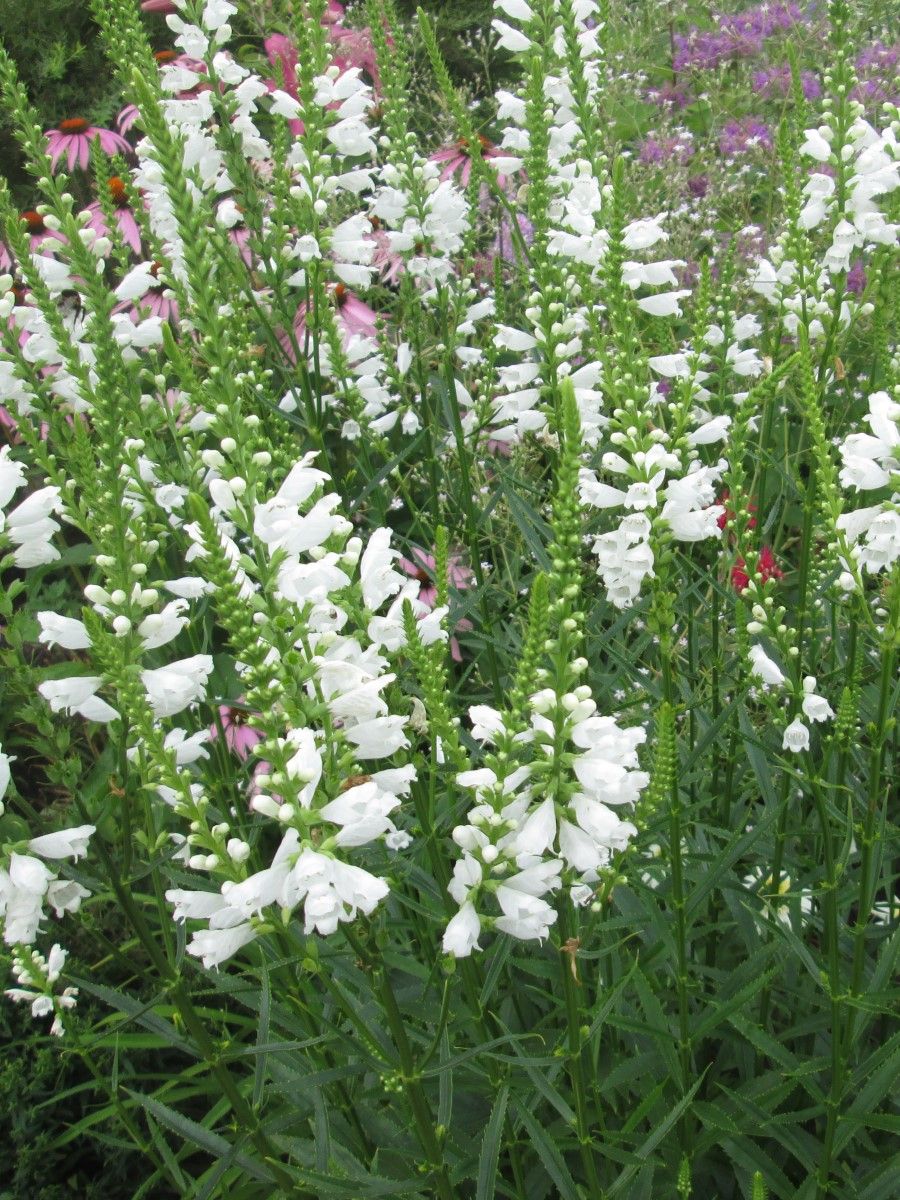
[638,134,695,166]
[752,64,821,100]
[674,3,808,72]
[647,81,693,110]
[718,117,773,156]
[852,41,900,109]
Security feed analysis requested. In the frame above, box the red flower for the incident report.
[716,488,757,531]
[731,545,783,592]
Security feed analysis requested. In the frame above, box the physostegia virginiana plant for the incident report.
[0,1,896,1196]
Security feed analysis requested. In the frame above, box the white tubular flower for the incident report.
[442,902,482,957]
[0,446,26,514]
[469,705,506,743]
[163,728,210,765]
[27,825,95,862]
[141,654,214,718]
[45,879,90,917]
[344,716,409,759]
[37,613,92,651]
[782,718,810,754]
[591,514,655,608]
[187,923,257,970]
[138,599,190,650]
[492,18,532,52]
[0,747,11,807]
[38,676,119,723]
[748,645,786,688]
[359,527,404,611]
[635,289,691,318]
[1,853,54,945]
[494,883,558,942]
[801,678,835,723]
[6,486,62,567]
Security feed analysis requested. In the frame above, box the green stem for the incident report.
[344,929,456,1200]
[662,648,693,1160]
[809,770,843,1200]
[557,905,605,1199]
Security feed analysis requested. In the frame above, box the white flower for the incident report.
[492,18,532,52]
[1,853,53,944]
[468,705,505,743]
[28,824,94,861]
[138,599,190,650]
[344,716,409,759]
[782,718,810,754]
[6,486,61,566]
[442,902,482,957]
[0,446,26,513]
[359,528,404,611]
[0,747,11,803]
[648,352,691,378]
[623,215,668,251]
[37,612,92,651]
[318,781,401,847]
[801,679,835,723]
[164,727,210,764]
[141,654,214,718]
[506,798,556,857]
[799,128,832,162]
[494,884,557,941]
[748,645,785,687]
[38,676,119,723]
[636,289,691,318]
[187,922,257,969]
[45,878,90,917]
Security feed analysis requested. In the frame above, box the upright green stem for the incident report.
[661,647,693,1161]
[557,905,605,1199]
[344,929,456,1200]
[809,771,843,1200]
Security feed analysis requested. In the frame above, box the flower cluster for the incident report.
[444,690,648,956]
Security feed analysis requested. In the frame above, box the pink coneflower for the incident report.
[44,118,131,174]
[430,135,508,189]
[211,704,264,761]
[368,220,404,284]
[117,104,141,136]
[329,23,382,91]
[322,0,345,22]
[114,263,179,323]
[399,546,474,662]
[289,284,380,358]
[85,177,143,255]
[19,210,66,254]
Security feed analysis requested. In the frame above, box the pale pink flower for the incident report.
[44,118,131,173]
[116,104,141,135]
[84,177,143,255]
[211,704,265,761]
[287,285,380,359]
[430,136,508,189]
[329,23,382,91]
[19,210,67,255]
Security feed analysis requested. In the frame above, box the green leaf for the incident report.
[515,1103,581,1200]
[124,1091,274,1184]
[476,1082,509,1200]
